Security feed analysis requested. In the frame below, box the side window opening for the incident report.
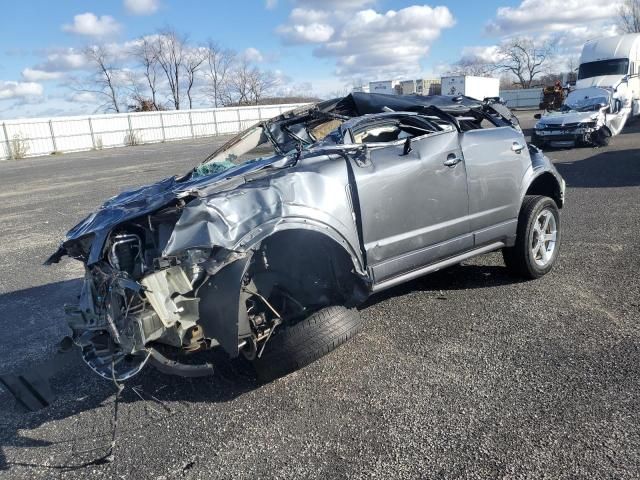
[354,124,405,144]
[352,117,443,144]
[457,113,496,131]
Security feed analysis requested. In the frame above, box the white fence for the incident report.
[500,88,543,109]
[0,103,309,161]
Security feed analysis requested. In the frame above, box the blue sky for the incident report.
[0,0,623,119]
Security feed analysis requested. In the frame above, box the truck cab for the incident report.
[577,33,640,117]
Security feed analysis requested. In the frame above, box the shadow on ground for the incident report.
[0,261,521,472]
[0,348,259,472]
[554,148,640,188]
[363,263,519,309]
[0,280,260,472]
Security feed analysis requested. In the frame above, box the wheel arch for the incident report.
[244,226,370,311]
[237,217,366,275]
[523,171,564,208]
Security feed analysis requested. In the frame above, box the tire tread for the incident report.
[253,306,362,382]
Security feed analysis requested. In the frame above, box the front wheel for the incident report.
[252,306,362,382]
[503,195,561,279]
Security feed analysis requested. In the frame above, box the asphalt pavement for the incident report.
[0,112,638,479]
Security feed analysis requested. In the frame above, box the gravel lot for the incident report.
[0,112,639,479]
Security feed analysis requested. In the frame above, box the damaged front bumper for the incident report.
[63,235,256,381]
[532,123,608,148]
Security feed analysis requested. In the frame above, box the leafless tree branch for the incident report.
[203,41,236,108]
[130,37,161,110]
[183,48,206,110]
[493,39,553,89]
[618,0,640,33]
[82,45,125,113]
[154,29,187,109]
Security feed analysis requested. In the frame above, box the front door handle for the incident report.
[444,153,462,167]
[511,141,525,153]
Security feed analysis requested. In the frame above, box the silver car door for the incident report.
[459,127,529,245]
[352,129,471,283]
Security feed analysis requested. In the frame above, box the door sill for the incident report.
[370,241,505,293]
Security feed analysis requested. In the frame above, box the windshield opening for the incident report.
[562,88,610,112]
[193,126,276,178]
[578,59,629,79]
[192,115,346,179]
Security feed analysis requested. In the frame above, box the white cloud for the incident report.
[124,0,160,15]
[265,0,278,9]
[278,8,334,43]
[34,49,88,72]
[244,47,265,63]
[295,0,375,9]
[453,0,624,76]
[277,4,454,78]
[326,6,454,78]
[459,45,503,64]
[68,92,98,104]
[485,0,623,36]
[278,22,335,44]
[21,68,64,82]
[289,7,330,24]
[62,13,122,37]
[0,81,44,100]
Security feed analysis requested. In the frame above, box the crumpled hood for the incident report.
[538,110,598,126]
[46,155,285,265]
[576,75,624,89]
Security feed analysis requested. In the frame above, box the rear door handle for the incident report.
[444,153,462,167]
[511,142,525,153]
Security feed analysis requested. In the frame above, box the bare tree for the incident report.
[247,68,277,104]
[493,39,553,89]
[228,57,254,105]
[80,45,124,113]
[183,48,206,110]
[204,41,236,107]
[131,36,161,110]
[446,57,494,77]
[154,29,186,109]
[618,0,640,33]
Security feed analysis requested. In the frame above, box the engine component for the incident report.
[140,266,199,328]
[108,233,144,277]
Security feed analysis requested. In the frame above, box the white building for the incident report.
[440,75,500,100]
[352,84,370,93]
[369,80,400,95]
[400,80,417,95]
[416,78,441,95]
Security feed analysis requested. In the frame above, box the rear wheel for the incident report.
[252,306,362,382]
[503,195,561,279]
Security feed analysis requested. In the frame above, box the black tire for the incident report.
[593,127,611,147]
[503,195,561,279]
[252,306,362,382]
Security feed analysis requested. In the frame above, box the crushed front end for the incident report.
[532,117,608,148]
[60,206,234,380]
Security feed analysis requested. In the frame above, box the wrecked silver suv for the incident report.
[47,93,566,382]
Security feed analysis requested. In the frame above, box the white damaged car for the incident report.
[532,86,631,148]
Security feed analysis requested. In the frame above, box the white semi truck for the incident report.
[577,33,640,116]
[533,34,640,148]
